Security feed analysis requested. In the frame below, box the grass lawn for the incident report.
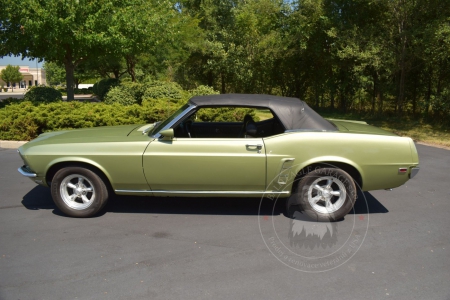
[255,109,274,121]
[370,121,450,148]
[255,109,450,149]
[319,110,450,149]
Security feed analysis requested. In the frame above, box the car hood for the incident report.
[327,119,397,136]
[20,124,147,149]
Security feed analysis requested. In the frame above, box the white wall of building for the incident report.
[0,65,46,90]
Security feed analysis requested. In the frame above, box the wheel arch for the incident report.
[45,159,114,191]
[292,160,364,190]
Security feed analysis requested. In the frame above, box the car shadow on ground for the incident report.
[21,186,388,218]
[349,190,389,214]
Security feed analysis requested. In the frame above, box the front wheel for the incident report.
[294,168,357,222]
[51,167,109,218]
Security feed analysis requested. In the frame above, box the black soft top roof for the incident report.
[189,94,336,131]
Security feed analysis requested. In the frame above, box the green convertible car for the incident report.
[18,94,419,220]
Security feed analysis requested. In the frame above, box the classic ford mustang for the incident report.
[17,94,419,220]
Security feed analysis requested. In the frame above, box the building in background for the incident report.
[0,66,46,90]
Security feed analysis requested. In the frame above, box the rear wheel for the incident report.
[294,168,356,222]
[51,167,109,218]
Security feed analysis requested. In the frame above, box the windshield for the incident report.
[151,103,190,135]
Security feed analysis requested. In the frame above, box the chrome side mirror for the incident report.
[159,128,174,141]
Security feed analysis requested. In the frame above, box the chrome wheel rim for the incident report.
[60,174,95,210]
[307,176,346,214]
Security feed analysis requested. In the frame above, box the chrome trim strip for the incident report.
[115,190,152,194]
[410,167,420,179]
[18,166,37,178]
[285,129,329,133]
[115,189,290,195]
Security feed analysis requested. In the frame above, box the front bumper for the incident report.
[18,165,37,178]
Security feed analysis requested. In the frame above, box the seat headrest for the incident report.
[246,120,257,137]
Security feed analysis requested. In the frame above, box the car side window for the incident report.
[173,107,285,138]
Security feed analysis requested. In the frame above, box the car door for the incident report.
[142,137,266,192]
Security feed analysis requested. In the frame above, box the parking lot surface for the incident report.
[0,144,449,299]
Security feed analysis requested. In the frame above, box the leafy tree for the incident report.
[0,0,187,99]
[0,0,121,100]
[72,63,99,89]
[44,61,99,88]
[0,65,23,92]
[85,55,128,79]
[43,62,66,86]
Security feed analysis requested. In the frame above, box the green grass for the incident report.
[256,109,274,121]
[317,109,450,148]
[372,121,450,148]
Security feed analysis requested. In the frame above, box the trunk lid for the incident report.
[327,119,397,136]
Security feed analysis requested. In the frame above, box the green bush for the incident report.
[121,81,147,104]
[23,86,62,103]
[94,78,119,100]
[104,86,138,106]
[189,85,219,98]
[141,99,180,121]
[143,81,183,102]
[0,97,23,109]
[92,82,98,95]
[196,107,258,122]
[0,81,255,141]
[0,100,179,141]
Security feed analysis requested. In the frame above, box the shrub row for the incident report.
[0,100,178,141]
[103,80,219,105]
[0,99,255,141]
[0,82,253,141]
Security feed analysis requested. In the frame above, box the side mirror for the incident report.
[159,128,174,141]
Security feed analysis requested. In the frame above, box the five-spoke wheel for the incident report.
[51,166,109,218]
[295,168,356,221]
[60,175,96,210]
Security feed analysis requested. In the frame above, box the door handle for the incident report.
[246,144,263,153]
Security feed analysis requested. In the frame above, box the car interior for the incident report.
[173,107,285,138]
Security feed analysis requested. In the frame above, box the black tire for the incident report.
[294,168,357,222]
[51,166,109,218]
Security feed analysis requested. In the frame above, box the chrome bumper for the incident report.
[18,165,37,178]
[410,167,420,179]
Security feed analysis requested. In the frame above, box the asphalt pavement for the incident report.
[0,92,95,101]
[0,92,24,100]
[0,144,449,299]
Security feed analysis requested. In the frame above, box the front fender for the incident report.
[44,157,114,188]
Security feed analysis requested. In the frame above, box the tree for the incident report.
[108,0,197,82]
[0,0,186,99]
[43,62,66,86]
[0,65,23,92]
[44,61,98,88]
[84,55,128,79]
[0,0,120,100]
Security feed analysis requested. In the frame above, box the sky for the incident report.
[0,55,44,68]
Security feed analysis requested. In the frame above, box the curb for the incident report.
[0,140,27,149]
[416,141,450,151]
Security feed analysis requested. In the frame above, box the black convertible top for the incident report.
[189,94,337,131]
